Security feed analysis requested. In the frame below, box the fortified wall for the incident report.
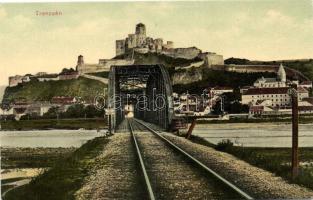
[76,55,134,74]
[161,47,201,60]
[210,64,309,82]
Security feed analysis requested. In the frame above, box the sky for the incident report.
[0,0,313,86]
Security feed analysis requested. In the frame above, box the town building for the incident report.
[243,64,311,109]
[253,64,286,88]
[299,81,313,89]
[249,101,313,115]
[209,87,233,96]
[26,103,52,116]
[0,107,14,116]
[242,87,309,107]
[51,96,77,105]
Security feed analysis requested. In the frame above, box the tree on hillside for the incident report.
[62,104,85,118]
[84,105,105,118]
[43,106,60,119]
[60,68,75,74]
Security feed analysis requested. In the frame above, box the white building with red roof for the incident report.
[242,87,309,107]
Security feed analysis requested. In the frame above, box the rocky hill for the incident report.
[2,77,106,104]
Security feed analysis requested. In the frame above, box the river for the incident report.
[193,123,313,147]
[0,129,105,148]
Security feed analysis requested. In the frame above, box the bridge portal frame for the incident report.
[108,64,173,131]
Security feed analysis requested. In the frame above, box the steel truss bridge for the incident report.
[108,64,174,131]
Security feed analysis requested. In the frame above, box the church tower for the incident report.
[277,63,286,82]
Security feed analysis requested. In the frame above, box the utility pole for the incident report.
[220,95,224,114]
[186,91,189,112]
[288,84,299,180]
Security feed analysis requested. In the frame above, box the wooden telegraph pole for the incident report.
[288,84,299,180]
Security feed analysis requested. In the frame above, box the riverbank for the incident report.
[3,136,109,200]
[3,132,313,199]
[196,115,313,124]
[0,118,107,131]
[192,122,313,147]
[188,135,313,191]
[1,147,77,198]
[1,147,76,169]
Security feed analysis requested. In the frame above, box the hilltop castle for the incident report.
[115,23,224,66]
[116,23,174,56]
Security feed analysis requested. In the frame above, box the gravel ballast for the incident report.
[162,133,313,199]
[75,134,144,200]
[136,132,241,199]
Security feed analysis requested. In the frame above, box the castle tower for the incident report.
[76,55,84,73]
[135,23,146,47]
[116,40,126,56]
[135,23,146,36]
[277,63,286,82]
[77,55,84,66]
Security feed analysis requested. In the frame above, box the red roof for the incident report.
[244,87,307,95]
[249,105,264,111]
[300,81,312,85]
[303,97,313,105]
[212,86,233,90]
[51,96,75,104]
[299,106,313,111]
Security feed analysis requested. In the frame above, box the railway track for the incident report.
[127,118,254,200]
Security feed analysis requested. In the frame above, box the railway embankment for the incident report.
[163,133,313,199]
[3,123,313,199]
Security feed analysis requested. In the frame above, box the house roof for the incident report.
[303,97,313,105]
[254,77,278,83]
[212,86,233,90]
[14,107,27,114]
[299,106,313,111]
[300,81,312,85]
[51,96,75,104]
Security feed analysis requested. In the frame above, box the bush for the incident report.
[215,139,234,151]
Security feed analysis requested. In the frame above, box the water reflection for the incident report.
[193,123,313,147]
[0,129,105,148]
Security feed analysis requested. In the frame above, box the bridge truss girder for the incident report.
[108,64,173,131]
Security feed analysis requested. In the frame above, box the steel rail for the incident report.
[128,119,156,200]
[134,119,254,200]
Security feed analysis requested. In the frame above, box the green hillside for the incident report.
[2,77,106,104]
[173,67,277,94]
[225,58,313,81]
